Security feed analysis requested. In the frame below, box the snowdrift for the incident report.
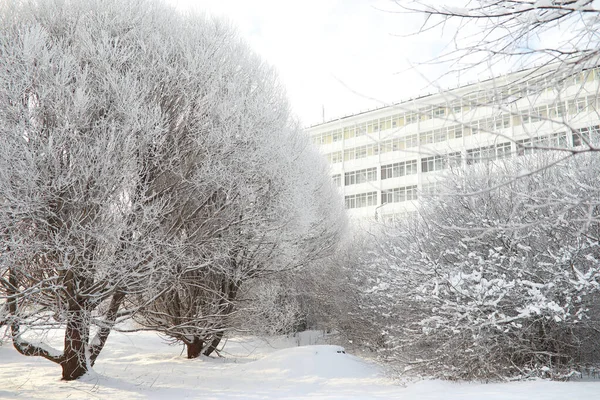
[239,345,379,380]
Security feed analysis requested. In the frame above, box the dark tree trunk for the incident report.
[90,291,125,366]
[186,337,204,359]
[203,278,240,357]
[7,264,93,380]
[60,309,90,381]
[203,332,223,357]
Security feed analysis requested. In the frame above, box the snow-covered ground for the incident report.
[1,329,599,399]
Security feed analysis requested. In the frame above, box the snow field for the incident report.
[1,329,599,399]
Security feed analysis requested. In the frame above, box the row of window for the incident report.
[518,95,597,124]
[512,127,599,155]
[379,134,419,153]
[344,167,377,186]
[421,152,461,172]
[333,127,600,188]
[345,191,377,209]
[334,146,511,188]
[516,132,567,156]
[381,159,418,179]
[323,102,600,164]
[324,114,510,163]
[344,185,419,209]
[312,69,600,146]
[466,142,512,165]
[323,98,600,160]
[336,161,419,188]
[419,124,464,144]
[343,144,378,161]
[381,185,418,205]
[334,153,460,189]
[339,125,600,208]
[470,114,511,133]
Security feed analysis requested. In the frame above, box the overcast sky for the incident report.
[167,0,461,126]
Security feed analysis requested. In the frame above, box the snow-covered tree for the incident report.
[0,0,345,379]
[132,128,346,358]
[346,153,600,380]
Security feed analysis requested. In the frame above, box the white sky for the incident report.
[168,0,460,126]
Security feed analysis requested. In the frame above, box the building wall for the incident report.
[307,68,600,220]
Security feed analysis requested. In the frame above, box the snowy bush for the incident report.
[346,153,600,380]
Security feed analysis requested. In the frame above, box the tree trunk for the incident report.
[89,291,125,367]
[186,337,204,359]
[203,332,223,357]
[203,278,239,357]
[60,309,90,380]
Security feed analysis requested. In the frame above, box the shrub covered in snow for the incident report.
[344,153,600,380]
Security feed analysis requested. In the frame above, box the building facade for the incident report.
[307,67,600,219]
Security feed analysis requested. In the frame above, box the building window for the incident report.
[470,114,510,133]
[516,132,571,155]
[325,151,342,163]
[550,102,567,118]
[496,142,512,159]
[379,139,393,154]
[367,120,379,133]
[342,144,378,161]
[550,132,568,147]
[356,146,367,159]
[421,152,461,172]
[448,125,463,139]
[467,147,482,164]
[568,97,588,114]
[343,126,355,140]
[381,159,418,179]
[516,139,533,156]
[420,131,434,144]
[405,113,418,124]
[381,185,418,204]
[344,148,355,161]
[448,152,462,167]
[421,156,441,173]
[433,128,447,143]
[332,174,341,187]
[332,129,342,142]
[433,107,446,118]
[392,114,404,128]
[380,117,392,131]
[467,143,511,163]
[331,151,342,163]
[345,191,377,209]
[572,126,599,147]
[405,134,418,148]
[356,123,367,136]
[494,114,511,130]
[344,167,377,186]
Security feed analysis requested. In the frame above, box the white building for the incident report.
[306,67,600,220]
